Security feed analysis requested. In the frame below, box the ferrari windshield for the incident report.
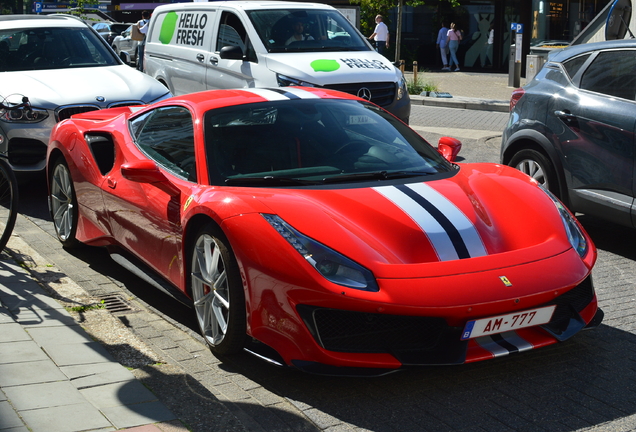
[247,9,371,53]
[204,99,453,186]
[0,26,119,72]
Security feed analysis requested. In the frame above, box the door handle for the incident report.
[108,178,117,189]
[209,57,218,66]
[196,53,205,62]
[554,110,576,121]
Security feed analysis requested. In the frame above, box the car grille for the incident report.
[56,105,100,122]
[323,82,396,107]
[297,276,596,365]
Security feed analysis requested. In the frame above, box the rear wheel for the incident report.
[49,158,80,248]
[509,149,559,197]
[190,223,246,355]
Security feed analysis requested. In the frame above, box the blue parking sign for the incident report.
[34,2,42,13]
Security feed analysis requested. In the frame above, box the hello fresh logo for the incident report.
[159,11,208,46]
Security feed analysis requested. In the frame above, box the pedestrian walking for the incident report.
[136,10,150,71]
[368,15,389,56]
[436,22,450,71]
[446,22,462,71]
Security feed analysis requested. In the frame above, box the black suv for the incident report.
[501,40,636,229]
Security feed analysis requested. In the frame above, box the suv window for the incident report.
[133,106,197,182]
[580,50,636,100]
[562,53,589,80]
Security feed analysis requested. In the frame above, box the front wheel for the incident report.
[49,158,81,248]
[0,158,18,251]
[509,148,560,197]
[190,223,246,355]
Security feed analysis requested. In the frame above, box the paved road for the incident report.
[9,106,636,432]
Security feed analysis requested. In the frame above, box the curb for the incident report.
[410,95,509,112]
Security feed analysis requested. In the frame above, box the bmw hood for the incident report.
[265,51,402,87]
[0,66,169,109]
[252,164,576,271]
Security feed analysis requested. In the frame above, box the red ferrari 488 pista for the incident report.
[46,87,602,375]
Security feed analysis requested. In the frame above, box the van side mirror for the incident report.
[220,45,244,60]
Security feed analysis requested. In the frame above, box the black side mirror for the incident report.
[219,45,244,60]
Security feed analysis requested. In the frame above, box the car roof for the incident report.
[0,14,87,30]
[153,1,336,13]
[549,39,636,63]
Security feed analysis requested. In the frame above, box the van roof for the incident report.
[153,1,336,13]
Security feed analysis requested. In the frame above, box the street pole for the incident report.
[395,0,403,65]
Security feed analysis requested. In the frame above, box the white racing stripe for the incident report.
[475,331,534,357]
[242,87,320,101]
[373,183,486,261]
[407,183,487,258]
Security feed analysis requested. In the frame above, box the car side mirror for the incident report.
[437,136,462,162]
[220,45,244,60]
[121,160,180,195]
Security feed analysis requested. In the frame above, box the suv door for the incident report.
[547,49,636,227]
[207,11,258,89]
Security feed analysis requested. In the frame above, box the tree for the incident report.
[352,0,460,64]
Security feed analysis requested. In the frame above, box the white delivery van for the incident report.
[144,1,410,123]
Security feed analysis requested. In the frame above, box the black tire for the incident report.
[0,158,18,252]
[49,157,81,248]
[190,223,246,355]
[509,148,560,197]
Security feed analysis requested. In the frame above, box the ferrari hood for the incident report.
[0,66,169,109]
[249,164,574,269]
[265,51,402,87]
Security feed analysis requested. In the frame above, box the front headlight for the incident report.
[263,214,379,292]
[541,186,588,257]
[0,107,49,123]
[396,72,407,100]
[277,74,317,88]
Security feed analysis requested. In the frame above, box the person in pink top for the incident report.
[446,22,462,71]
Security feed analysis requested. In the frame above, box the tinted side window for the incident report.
[134,106,197,182]
[580,50,636,100]
[216,11,256,62]
[562,53,589,80]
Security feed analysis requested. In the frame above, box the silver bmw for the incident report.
[0,14,170,172]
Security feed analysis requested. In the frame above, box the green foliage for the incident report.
[407,74,439,95]
[67,0,100,20]
[67,300,106,313]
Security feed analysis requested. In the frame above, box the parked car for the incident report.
[111,25,139,65]
[143,1,410,123]
[0,14,171,172]
[501,39,636,229]
[47,87,602,375]
[92,21,131,45]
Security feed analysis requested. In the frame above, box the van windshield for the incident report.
[247,9,371,53]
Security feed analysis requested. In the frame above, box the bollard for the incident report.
[399,60,405,73]
[413,61,418,83]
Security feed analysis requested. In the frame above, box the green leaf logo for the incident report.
[159,12,178,44]
[311,59,340,72]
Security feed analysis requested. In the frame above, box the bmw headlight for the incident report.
[263,214,379,292]
[0,107,48,123]
[541,186,588,257]
[277,74,317,88]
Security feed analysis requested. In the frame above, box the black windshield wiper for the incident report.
[321,171,434,184]
[225,176,318,186]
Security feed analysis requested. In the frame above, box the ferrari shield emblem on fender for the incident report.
[184,195,194,212]
[499,276,512,287]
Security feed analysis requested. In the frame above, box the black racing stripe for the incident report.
[491,333,519,353]
[395,184,470,259]
[266,88,301,100]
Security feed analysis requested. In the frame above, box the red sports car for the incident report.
[46,87,603,375]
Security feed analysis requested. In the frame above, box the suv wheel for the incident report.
[509,149,559,197]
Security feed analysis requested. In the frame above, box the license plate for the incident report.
[461,305,556,340]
